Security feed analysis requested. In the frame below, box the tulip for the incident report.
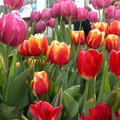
[46,18,55,28]
[46,40,71,65]
[76,49,103,80]
[106,18,114,25]
[41,8,51,21]
[56,0,70,3]
[114,9,120,21]
[109,20,120,36]
[28,34,48,56]
[60,1,77,17]
[87,11,99,23]
[86,29,105,49]
[70,31,85,45]
[30,11,41,22]
[28,59,36,67]
[30,71,50,95]
[92,22,109,37]
[115,112,120,120]
[79,113,94,120]
[109,50,120,77]
[4,0,24,10]
[34,20,46,33]
[29,100,62,120]
[76,7,88,21]
[105,6,116,19]
[89,103,111,120]
[105,34,120,52]
[18,40,31,57]
[92,0,111,10]
[51,3,61,17]
[0,12,28,47]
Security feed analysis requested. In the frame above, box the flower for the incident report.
[30,11,41,22]
[70,30,85,45]
[114,9,120,21]
[29,100,62,120]
[4,0,24,10]
[46,40,71,65]
[30,71,50,95]
[105,34,120,52]
[18,40,31,57]
[115,112,120,120]
[89,103,111,120]
[76,49,103,80]
[80,113,94,120]
[46,17,55,28]
[0,12,28,46]
[86,29,105,49]
[109,50,120,77]
[28,34,48,56]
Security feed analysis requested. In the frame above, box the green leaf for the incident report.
[0,103,22,120]
[6,67,32,108]
[65,85,80,98]
[62,91,79,118]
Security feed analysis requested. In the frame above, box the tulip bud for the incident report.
[30,71,50,95]
[0,12,28,47]
[86,29,105,49]
[29,100,62,120]
[30,11,41,22]
[46,17,55,28]
[70,30,85,45]
[76,49,103,80]
[4,0,24,10]
[56,0,70,3]
[28,34,48,56]
[47,40,71,65]
[105,34,120,52]
[114,9,120,21]
[41,8,51,21]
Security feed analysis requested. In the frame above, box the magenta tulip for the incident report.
[0,12,28,46]
[105,6,116,19]
[30,11,41,22]
[87,11,99,23]
[56,0,70,3]
[34,21,46,33]
[114,9,120,21]
[41,8,51,21]
[4,0,24,10]
[46,18,55,28]
[76,7,88,21]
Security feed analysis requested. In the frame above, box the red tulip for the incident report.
[4,0,24,10]
[79,113,94,120]
[86,29,105,49]
[109,50,120,77]
[105,34,120,52]
[76,49,103,80]
[29,100,62,120]
[109,20,120,36]
[0,12,28,47]
[18,40,31,57]
[46,40,71,65]
[28,34,48,57]
[92,22,109,37]
[41,8,51,21]
[89,103,111,120]
[30,11,41,22]
[70,31,85,45]
[115,112,120,120]
[30,71,50,95]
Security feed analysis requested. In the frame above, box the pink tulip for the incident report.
[41,8,51,21]
[60,1,77,17]
[0,12,28,46]
[4,0,24,10]
[30,11,41,22]
[105,6,116,19]
[114,9,120,21]
[76,7,88,21]
[46,18,55,28]
[51,3,61,17]
[87,11,99,23]
[92,0,111,10]
[56,0,70,3]
[34,21,46,33]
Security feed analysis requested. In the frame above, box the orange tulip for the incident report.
[28,34,48,57]
[76,49,103,80]
[105,34,120,52]
[46,40,71,65]
[70,31,85,45]
[109,50,120,77]
[109,20,120,36]
[86,29,105,49]
[30,71,50,95]
[18,40,31,57]
[92,22,109,37]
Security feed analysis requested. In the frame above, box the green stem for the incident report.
[68,16,72,30]
[55,17,59,39]
[115,77,120,90]
[79,21,82,31]
[102,8,106,22]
